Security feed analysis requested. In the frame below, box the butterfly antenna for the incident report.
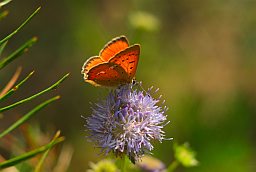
[132,79,151,96]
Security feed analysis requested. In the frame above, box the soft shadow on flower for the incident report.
[85,83,170,163]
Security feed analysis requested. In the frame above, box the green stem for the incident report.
[0,0,12,7]
[0,96,60,139]
[0,73,69,112]
[0,37,37,70]
[0,136,64,170]
[34,131,61,172]
[0,71,34,102]
[0,7,41,45]
[167,160,179,172]
[121,156,129,172]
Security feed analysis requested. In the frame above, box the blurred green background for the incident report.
[1,0,256,171]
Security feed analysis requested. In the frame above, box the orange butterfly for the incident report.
[81,36,140,87]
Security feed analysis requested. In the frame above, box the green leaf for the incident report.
[0,40,7,57]
[0,73,69,112]
[0,134,64,170]
[0,7,40,45]
[0,71,34,102]
[34,131,61,172]
[0,0,12,8]
[0,37,37,70]
[0,96,60,139]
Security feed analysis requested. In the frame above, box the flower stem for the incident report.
[121,156,127,172]
[167,160,179,172]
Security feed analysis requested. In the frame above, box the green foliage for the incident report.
[0,73,69,112]
[0,7,40,45]
[0,37,37,70]
[0,40,7,56]
[166,142,198,172]
[129,11,160,32]
[0,3,68,171]
[0,133,64,170]
[173,142,198,167]
[0,0,12,8]
[34,131,63,172]
[0,96,60,138]
[0,71,34,101]
[87,159,118,172]
[86,143,198,172]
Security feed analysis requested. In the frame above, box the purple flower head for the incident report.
[85,83,170,163]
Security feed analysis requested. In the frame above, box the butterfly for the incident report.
[81,36,140,87]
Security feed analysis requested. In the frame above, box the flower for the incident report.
[85,83,170,163]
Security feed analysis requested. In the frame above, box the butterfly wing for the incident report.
[99,36,129,61]
[85,62,130,87]
[109,44,140,81]
[81,56,104,75]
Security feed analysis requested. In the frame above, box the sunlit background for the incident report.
[1,0,256,171]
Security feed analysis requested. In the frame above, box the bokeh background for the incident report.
[1,0,256,171]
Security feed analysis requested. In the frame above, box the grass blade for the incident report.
[0,40,8,56]
[34,131,61,172]
[0,7,40,45]
[0,0,12,8]
[0,70,34,101]
[0,96,60,139]
[0,73,69,112]
[0,135,64,170]
[0,37,37,70]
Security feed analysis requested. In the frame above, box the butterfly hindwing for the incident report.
[85,62,130,87]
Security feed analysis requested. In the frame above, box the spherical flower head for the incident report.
[86,83,170,163]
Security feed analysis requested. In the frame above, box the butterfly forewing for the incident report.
[109,44,140,80]
[100,36,129,61]
[86,62,130,87]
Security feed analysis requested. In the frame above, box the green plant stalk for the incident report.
[0,73,69,112]
[0,96,60,139]
[0,40,8,56]
[0,136,64,170]
[166,160,179,172]
[121,156,127,172]
[116,156,129,172]
[0,6,40,45]
[0,37,37,70]
[0,0,12,8]
[34,131,61,172]
[0,71,34,101]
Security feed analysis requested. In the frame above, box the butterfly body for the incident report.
[81,36,140,87]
